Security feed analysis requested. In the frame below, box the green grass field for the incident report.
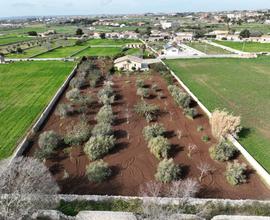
[165,57,270,172]
[214,40,270,52]
[0,61,75,159]
[6,46,48,58]
[186,42,231,54]
[75,47,123,57]
[86,39,141,46]
[36,45,88,58]
[0,36,32,45]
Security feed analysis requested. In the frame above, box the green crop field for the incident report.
[36,45,88,58]
[6,46,48,58]
[0,61,75,159]
[186,42,231,54]
[86,39,141,46]
[214,40,270,52]
[0,36,32,45]
[165,57,270,172]
[75,47,123,57]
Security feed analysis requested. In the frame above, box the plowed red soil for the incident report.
[25,63,270,199]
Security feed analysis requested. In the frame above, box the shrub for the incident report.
[134,101,160,122]
[95,105,114,124]
[98,84,114,100]
[136,79,144,88]
[70,77,87,89]
[86,160,111,183]
[155,158,181,183]
[210,110,241,141]
[36,131,61,160]
[225,161,247,185]
[66,88,81,102]
[38,130,61,150]
[99,94,115,105]
[92,122,113,136]
[184,108,198,119]
[202,135,210,142]
[151,84,159,92]
[64,121,91,145]
[84,135,115,160]
[168,85,191,108]
[136,87,150,99]
[56,104,74,118]
[209,141,238,162]
[148,136,170,160]
[143,124,165,142]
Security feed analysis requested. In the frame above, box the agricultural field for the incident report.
[36,45,88,58]
[0,61,75,159]
[186,41,231,54]
[0,35,32,45]
[214,40,270,52]
[24,58,270,199]
[86,39,142,46]
[165,57,270,173]
[74,47,123,57]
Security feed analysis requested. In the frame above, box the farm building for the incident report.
[174,32,194,42]
[114,55,149,71]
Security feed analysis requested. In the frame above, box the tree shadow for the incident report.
[114,129,128,139]
[170,144,184,157]
[238,127,251,139]
[164,130,176,139]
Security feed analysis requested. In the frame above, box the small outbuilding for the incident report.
[114,55,149,71]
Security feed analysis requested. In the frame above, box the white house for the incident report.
[114,55,149,71]
[174,32,194,42]
[162,44,180,56]
[0,54,5,64]
[160,20,172,30]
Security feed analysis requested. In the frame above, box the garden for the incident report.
[23,57,270,199]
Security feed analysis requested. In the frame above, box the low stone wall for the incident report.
[30,46,62,58]
[11,64,78,160]
[69,46,90,58]
[159,59,270,188]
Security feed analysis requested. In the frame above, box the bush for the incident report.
[66,88,81,102]
[136,87,150,98]
[134,101,160,122]
[84,135,115,160]
[36,131,61,160]
[38,130,61,149]
[202,135,210,142]
[143,124,165,142]
[155,158,181,183]
[168,85,191,108]
[99,94,115,105]
[136,79,144,88]
[64,121,91,145]
[210,110,241,141]
[86,160,111,183]
[184,108,198,119]
[56,104,75,118]
[209,141,238,162]
[98,84,115,105]
[95,105,114,124]
[70,77,87,89]
[225,161,247,185]
[151,83,159,92]
[148,136,170,160]
[92,122,113,136]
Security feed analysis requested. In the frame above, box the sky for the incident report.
[1,0,270,17]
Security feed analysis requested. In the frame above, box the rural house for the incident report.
[114,55,149,71]
[162,44,180,56]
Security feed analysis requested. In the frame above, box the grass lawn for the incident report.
[0,61,75,159]
[86,39,141,46]
[0,36,32,45]
[186,42,231,54]
[214,40,270,52]
[165,57,270,172]
[36,45,87,58]
[75,47,123,57]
